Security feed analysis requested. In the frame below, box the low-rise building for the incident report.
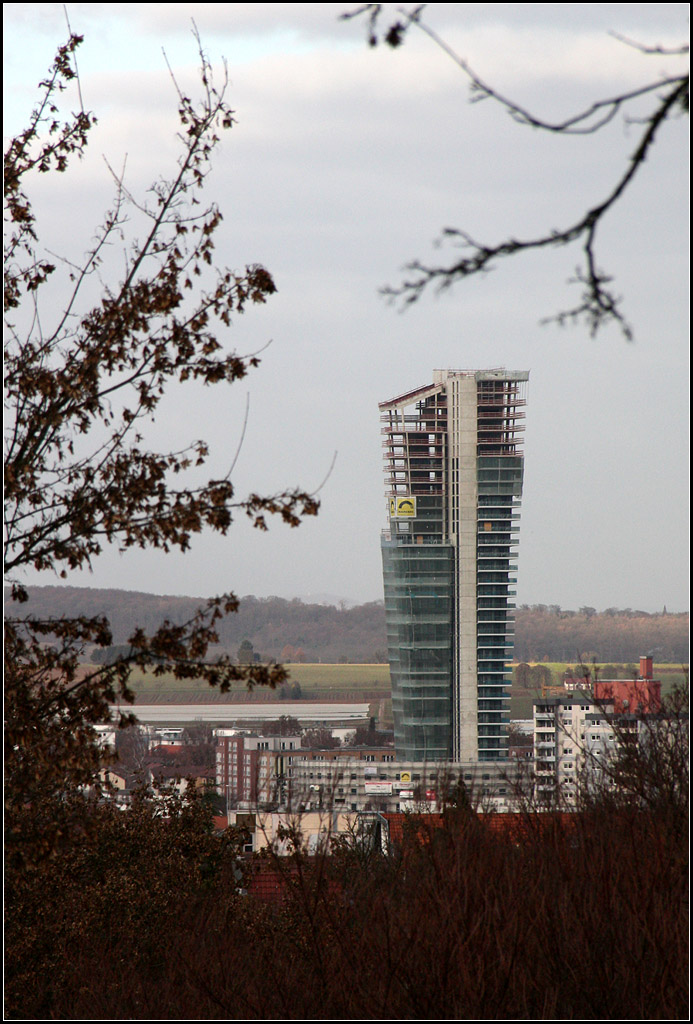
[226,809,357,855]
[593,655,662,715]
[287,756,528,814]
[216,734,531,816]
[148,763,216,798]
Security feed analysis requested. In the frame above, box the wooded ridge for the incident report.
[9,587,688,665]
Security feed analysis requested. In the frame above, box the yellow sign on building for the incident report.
[390,496,417,518]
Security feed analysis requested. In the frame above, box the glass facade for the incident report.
[382,540,454,761]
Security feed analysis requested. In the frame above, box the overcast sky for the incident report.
[4,3,689,611]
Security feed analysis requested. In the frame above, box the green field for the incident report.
[120,661,686,722]
[121,662,392,704]
[284,663,390,695]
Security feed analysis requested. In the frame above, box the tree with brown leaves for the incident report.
[4,32,318,863]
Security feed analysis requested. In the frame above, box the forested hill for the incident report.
[511,605,688,664]
[6,587,689,664]
[7,587,388,665]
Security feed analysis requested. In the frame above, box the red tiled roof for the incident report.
[247,865,293,904]
[382,811,577,846]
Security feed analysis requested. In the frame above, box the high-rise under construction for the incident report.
[380,369,529,762]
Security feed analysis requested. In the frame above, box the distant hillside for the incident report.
[5,587,689,664]
[512,605,688,665]
[6,587,387,664]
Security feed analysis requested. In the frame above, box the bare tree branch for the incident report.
[342,4,689,339]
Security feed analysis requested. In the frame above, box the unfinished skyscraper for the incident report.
[380,369,529,762]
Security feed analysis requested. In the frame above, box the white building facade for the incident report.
[533,691,636,805]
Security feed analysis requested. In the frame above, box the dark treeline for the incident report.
[6,792,687,1019]
[7,587,689,664]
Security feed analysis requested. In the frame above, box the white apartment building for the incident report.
[533,691,633,805]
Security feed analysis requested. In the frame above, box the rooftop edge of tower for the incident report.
[379,369,529,411]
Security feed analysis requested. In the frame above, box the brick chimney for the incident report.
[639,655,653,680]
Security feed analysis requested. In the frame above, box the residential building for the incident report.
[380,368,529,762]
[533,658,665,805]
[100,765,138,808]
[533,691,641,805]
[147,763,216,798]
[226,809,357,856]
[215,731,302,809]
